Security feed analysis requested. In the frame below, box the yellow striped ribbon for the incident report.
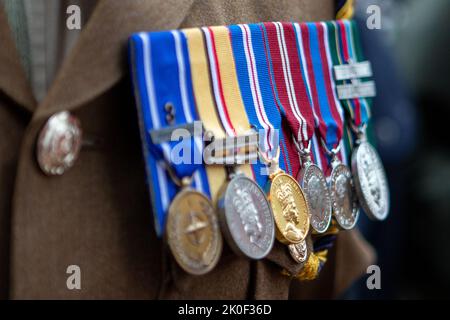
[183,28,227,202]
[183,27,254,204]
[208,26,254,180]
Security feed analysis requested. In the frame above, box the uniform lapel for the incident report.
[0,6,36,113]
[35,0,195,119]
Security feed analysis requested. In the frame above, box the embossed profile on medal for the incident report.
[276,184,304,243]
[361,148,382,208]
[231,182,263,244]
[308,174,327,220]
[335,174,353,220]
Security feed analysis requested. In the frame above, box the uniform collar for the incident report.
[0,6,36,113]
[0,0,195,118]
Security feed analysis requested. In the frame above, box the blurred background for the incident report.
[343,0,450,299]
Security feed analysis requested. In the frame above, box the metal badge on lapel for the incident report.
[37,111,82,176]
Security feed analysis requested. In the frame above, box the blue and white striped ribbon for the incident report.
[129,30,210,236]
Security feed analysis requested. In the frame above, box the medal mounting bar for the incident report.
[148,122,201,144]
[336,80,376,100]
[333,60,372,80]
[204,131,259,165]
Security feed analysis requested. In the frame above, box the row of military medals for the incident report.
[165,129,310,275]
[165,60,390,276]
[165,131,277,275]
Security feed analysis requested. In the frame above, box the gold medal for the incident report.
[166,186,223,275]
[269,171,310,244]
[263,150,310,245]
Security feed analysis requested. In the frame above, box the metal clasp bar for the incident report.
[204,130,259,165]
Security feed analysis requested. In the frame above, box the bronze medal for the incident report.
[166,188,222,275]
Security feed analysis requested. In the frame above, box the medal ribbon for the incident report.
[129,30,210,236]
[258,23,295,176]
[298,22,348,174]
[344,19,372,126]
[260,22,314,177]
[182,28,228,203]
[331,20,371,127]
[228,23,289,186]
[302,22,344,149]
[202,26,254,180]
[261,22,315,148]
[292,22,327,171]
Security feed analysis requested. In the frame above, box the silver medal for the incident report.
[288,239,308,263]
[330,156,359,230]
[352,141,390,221]
[217,174,275,260]
[298,154,332,234]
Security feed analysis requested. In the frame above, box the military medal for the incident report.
[210,134,275,260]
[288,238,309,263]
[130,30,223,274]
[258,150,310,245]
[199,26,276,259]
[261,22,332,235]
[297,21,360,230]
[270,169,310,245]
[217,172,275,259]
[330,20,390,221]
[289,20,338,234]
[327,143,359,229]
[296,142,332,233]
[166,179,222,275]
[351,129,389,220]
[257,22,317,249]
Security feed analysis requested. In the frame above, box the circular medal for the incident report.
[166,189,222,275]
[217,175,275,260]
[330,162,359,230]
[352,141,390,221]
[298,160,332,233]
[269,172,310,245]
[288,239,309,263]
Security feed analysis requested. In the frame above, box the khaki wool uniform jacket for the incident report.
[0,0,375,299]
